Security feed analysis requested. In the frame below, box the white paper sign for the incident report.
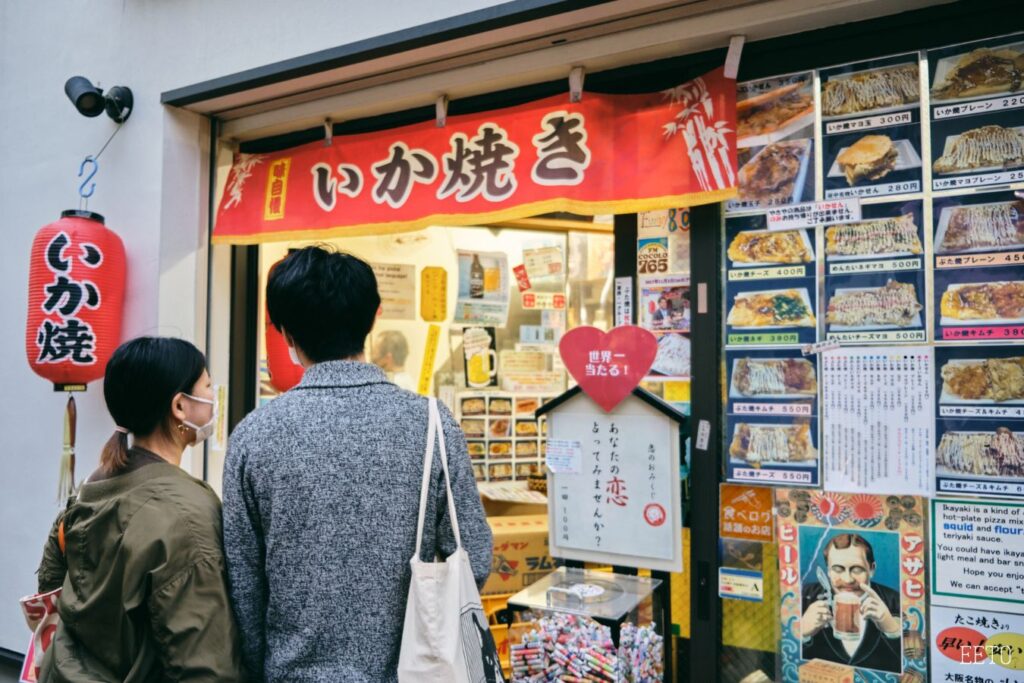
[546,439,582,474]
[766,198,861,230]
[370,262,416,319]
[931,499,1024,611]
[822,346,935,496]
[614,276,633,327]
[930,605,1024,682]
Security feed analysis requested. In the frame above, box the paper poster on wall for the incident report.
[724,214,818,347]
[639,275,691,332]
[821,346,935,496]
[932,190,1024,342]
[819,53,924,200]
[637,237,669,276]
[725,349,819,487]
[935,345,1024,499]
[823,200,927,345]
[928,33,1024,192]
[454,250,509,326]
[776,490,928,682]
[930,605,1024,681]
[728,72,816,214]
[720,538,765,602]
[370,262,416,320]
[462,327,499,389]
[420,266,448,322]
[931,499,1024,612]
[522,244,564,281]
[614,276,633,327]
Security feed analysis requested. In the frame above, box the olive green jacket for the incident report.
[36,457,244,682]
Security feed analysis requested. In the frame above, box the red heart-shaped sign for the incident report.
[559,326,658,412]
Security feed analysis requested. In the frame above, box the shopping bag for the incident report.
[398,398,504,683]
[19,587,61,682]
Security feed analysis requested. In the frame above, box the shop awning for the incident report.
[212,66,737,244]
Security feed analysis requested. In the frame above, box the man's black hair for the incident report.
[267,245,380,362]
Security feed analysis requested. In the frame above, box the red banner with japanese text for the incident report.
[213,66,737,244]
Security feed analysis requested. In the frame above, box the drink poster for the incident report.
[454,250,509,326]
[821,346,935,496]
[725,348,820,487]
[935,345,1024,499]
[776,489,928,683]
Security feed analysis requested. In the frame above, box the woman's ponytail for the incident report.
[99,429,130,474]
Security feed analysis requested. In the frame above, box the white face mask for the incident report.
[288,345,302,366]
[182,393,215,445]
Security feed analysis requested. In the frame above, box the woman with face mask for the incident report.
[35,337,244,682]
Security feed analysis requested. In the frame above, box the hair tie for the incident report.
[114,426,130,435]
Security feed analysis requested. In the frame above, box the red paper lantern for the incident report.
[26,211,126,388]
[264,258,304,393]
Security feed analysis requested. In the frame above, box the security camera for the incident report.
[64,77,133,123]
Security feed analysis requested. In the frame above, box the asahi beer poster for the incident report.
[777,490,928,682]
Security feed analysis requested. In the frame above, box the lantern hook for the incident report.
[78,156,98,200]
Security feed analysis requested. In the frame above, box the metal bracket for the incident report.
[435,95,449,128]
[569,66,585,103]
[323,118,333,147]
[725,35,746,79]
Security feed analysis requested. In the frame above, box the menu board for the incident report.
[935,345,1024,498]
[725,348,819,486]
[928,34,1024,192]
[933,190,1024,342]
[821,346,935,496]
[724,214,818,347]
[819,53,924,200]
[823,200,927,344]
[728,72,816,214]
[457,392,551,483]
[931,605,1024,683]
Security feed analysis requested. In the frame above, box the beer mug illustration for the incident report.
[464,327,497,388]
[832,592,861,641]
[467,348,497,387]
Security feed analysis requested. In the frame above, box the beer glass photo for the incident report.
[832,592,861,640]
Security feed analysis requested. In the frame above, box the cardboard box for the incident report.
[798,659,854,683]
[481,498,547,517]
[483,514,553,596]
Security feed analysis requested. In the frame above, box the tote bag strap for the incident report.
[414,398,463,559]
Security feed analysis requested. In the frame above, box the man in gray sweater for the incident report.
[222,246,493,682]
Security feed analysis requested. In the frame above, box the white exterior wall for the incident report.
[0,0,505,653]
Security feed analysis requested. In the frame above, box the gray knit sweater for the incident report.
[222,361,493,682]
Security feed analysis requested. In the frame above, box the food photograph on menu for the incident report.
[929,34,1024,190]
[933,190,1024,255]
[726,416,819,486]
[825,277,924,337]
[820,55,924,199]
[822,201,926,343]
[935,345,1024,498]
[648,332,692,379]
[725,215,818,346]
[728,72,816,213]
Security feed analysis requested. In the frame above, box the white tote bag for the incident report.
[398,399,505,683]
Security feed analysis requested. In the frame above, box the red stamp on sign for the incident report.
[513,264,532,292]
[644,503,666,527]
